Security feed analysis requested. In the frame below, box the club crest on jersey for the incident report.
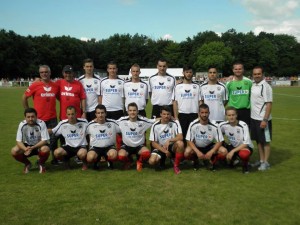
[167,77,171,82]
[107,123,111,128]
[193,85,197,89]
[118,81,122,85]
[169,123,173,128]
[64,86,72,91]
[217,86,221,91]
[43,86,52,92]
[244,81,249,85]
[140,84,144,88]
[35,128,39,132]
[94,80,98,84]
[237,129,240,134]
[78,124,82,129]
[208,127,212,131]
[138,122,143,127]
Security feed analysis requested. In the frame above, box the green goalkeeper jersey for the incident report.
[226,77,252,109]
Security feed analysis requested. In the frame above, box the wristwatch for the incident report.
[263,118,268,122]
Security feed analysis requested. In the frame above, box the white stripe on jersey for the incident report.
[86,119,120,147]
[52,119,88,147]
[200,82,228,121]
[250,80,273,120]
[149,120,182,145]
[124,80,149,111]
[100,77,124,111]
[186,119,223,148]
[16,119,50,145]
[173,82,201,113]
[219,120,253,148]
[149,73,175,105]
[78,74,101,112]
[117,115,155,147]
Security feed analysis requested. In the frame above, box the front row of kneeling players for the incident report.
[11,102,253,174]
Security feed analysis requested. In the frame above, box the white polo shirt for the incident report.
[250,79,273,120]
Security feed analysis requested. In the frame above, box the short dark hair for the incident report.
[232,62,244,69]
[160,105,172,113]
[183,65,193,71]
[128,102,138,111]
[253,66,264,73]
[107,61,117,68]
[83,58,94,65]
[208,65,218,71]
[95,104,107,113]
[24,108,37,116]
[66,105,76,112]
[199,103,209,112]
[157,58,167,64]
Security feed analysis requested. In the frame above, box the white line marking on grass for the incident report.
[274,93,300,98]
[273,117,300,121]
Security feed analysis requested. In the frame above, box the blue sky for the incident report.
[1,0,299,42]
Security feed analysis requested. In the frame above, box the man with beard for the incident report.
[185,104,225,171]
[173,65,201,142]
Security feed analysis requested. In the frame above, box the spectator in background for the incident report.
[250,66,273,171]
[22,65,59,165]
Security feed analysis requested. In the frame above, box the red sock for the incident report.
[212,153,226,164]
[116,134,122,150]
[118,155,129,162]
[138,151,150,162]
[175,152,184,167]
[107,156,117,162]
[238,149,251,166]
[38,151,50,164]
[13,154,31,165]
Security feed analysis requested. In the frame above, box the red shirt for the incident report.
[25,81,59,121]
[56,79,86,120]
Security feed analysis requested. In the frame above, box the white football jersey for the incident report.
[149,119,182,145]
[100,77,124,111]
[149,73,176,105]
[52,119,88,147]
[173,82,201,113]
[200,82,228,121]
[124,80,149,111]
[219,120,254,148]
[16,119,50,145]
[86,119,120,148]
[186,119,224,148]
[117,116,155,147]
[78,74,101,112]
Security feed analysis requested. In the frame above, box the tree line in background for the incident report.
[1,28,300,80]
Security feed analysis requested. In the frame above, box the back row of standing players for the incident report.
[12,58,273,174]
